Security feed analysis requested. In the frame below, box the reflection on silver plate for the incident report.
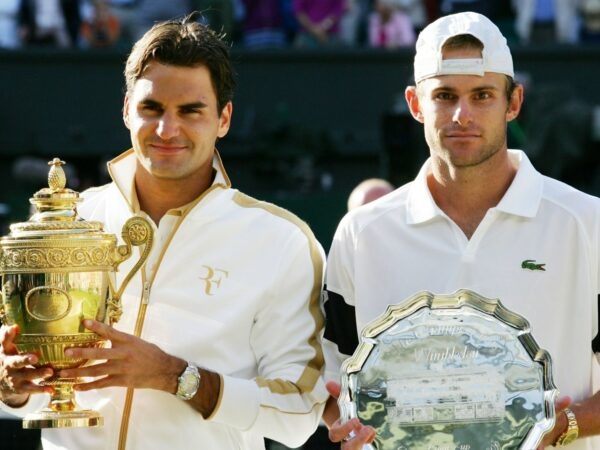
[339,289,557,450]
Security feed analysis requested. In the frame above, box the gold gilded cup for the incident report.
[0,158,153,428]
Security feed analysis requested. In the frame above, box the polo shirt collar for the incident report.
[407,150,543,224]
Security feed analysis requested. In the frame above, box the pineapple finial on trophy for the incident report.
[48,158,67,192]
[26,157,80,223]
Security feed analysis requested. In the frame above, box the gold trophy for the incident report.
[0,158,153,429]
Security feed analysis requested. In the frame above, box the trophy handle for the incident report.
[107,217,154,325]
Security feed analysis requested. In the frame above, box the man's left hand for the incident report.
[59,319,184,394]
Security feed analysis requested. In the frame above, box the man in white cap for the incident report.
[321,11,600,449]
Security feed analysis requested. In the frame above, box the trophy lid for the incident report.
[7,158,104,237]
[0,157,152,276]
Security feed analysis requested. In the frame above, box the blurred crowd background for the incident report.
[0,0,599,52]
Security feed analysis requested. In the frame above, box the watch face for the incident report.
[181,372,199,392]
[177,365,200,399]
[560,433,577,446]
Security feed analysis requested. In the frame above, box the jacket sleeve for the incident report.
[207,224,328,448]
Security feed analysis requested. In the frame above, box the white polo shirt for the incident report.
[325,150,600,449]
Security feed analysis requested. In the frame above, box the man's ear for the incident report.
[405,86,424,123]
[217,101,233,138]
[506,84,524,123]
[123,94,131,129]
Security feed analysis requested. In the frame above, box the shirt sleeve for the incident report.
[0,392,48,418]
[593,295,600,353]
[322,214,360,382]
[594,200,600,353]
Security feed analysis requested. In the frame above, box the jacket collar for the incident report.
[106,149,231,212]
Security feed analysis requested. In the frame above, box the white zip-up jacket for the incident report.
[4,149,328,449]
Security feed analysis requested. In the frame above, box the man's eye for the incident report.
[436,92,453,101]
[182,107,201,115]
[142,104,161,113]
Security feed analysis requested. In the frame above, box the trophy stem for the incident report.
[47,382,78,412]
[22,379,103,429]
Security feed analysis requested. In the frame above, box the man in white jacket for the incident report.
[0,14,328,450]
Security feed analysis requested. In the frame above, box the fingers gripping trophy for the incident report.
[0,158,153,428]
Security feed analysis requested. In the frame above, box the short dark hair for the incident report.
[124,14,236,113]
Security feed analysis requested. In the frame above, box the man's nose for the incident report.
[452,99,473,126]
[156,112,180,139]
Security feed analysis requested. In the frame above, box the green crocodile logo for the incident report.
[521,259,546,271]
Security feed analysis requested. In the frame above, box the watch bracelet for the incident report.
[554,408,578,447]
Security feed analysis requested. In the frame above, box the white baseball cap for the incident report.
[413,12,514,83]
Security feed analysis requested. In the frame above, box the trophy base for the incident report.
[23,409,103,429]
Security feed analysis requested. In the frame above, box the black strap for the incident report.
[323,288,359,357]
[592,294,600,352]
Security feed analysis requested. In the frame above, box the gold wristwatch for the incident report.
[555,408,578,446]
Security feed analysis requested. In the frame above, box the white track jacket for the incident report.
[3,149,328,450]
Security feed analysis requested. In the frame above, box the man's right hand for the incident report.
[325,381,376,449]
[0,324,53,407]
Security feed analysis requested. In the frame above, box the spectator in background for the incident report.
[106,0,141,49]
[347,178,394,211]
[193,0,239,42]
[292,0,345,47]
[580,0,600,43]
[280,0,299,43]
[134,0,192,41]
[18,0,79,48]
[338,0,367,46]
[368,0,415,49]
[440,0,494,16]
[0,0,21,48]
[421,0,440,25]
[80,0,121,48]
[512,0,580,45]
[240,0,286,49]
[396,0,428,33]
[61,0,82,45]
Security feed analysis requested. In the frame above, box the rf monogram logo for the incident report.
[198,265,229,295]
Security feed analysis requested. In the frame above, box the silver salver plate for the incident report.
[339,289,557,450]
